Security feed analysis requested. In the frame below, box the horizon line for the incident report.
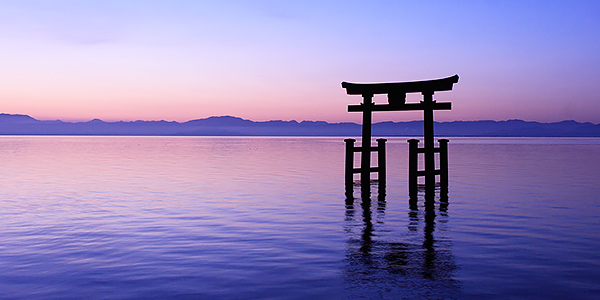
[1,112,598,126]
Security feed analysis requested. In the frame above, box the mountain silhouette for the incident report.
[0,113,598,137]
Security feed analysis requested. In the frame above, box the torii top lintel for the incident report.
[341,74,459,96]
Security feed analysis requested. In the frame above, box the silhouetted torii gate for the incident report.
[342,74,459,198]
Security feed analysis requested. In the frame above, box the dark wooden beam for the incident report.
[348,102,451,112]
[342,74,458,96]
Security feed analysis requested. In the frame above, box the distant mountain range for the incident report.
[1,113,599,137]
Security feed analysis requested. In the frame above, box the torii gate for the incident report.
[341,74,459,198]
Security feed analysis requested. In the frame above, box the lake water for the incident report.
[0,136,599,299]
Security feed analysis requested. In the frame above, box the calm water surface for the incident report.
[0,136,599,299]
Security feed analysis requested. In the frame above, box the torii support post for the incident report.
[408,139,419,198]
[344,138,356,193]
[439,139,449,196]
[376,138,387,185]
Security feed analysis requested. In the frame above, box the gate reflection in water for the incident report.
[343,182,459,298]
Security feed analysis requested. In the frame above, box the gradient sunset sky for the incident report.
[1,1,599,123]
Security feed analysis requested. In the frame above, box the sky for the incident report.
[1,0,599,123]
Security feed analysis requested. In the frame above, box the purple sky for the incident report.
[1,1,599,123]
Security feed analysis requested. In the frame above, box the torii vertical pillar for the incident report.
[423,91,436,195]
[360,96,373,191]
